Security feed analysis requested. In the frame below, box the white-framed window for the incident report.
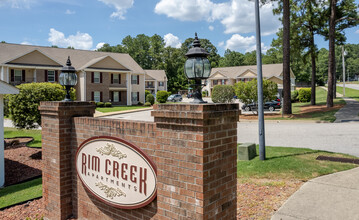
[48,70,55,82]
[131,75,138,84]
[131,92,138,102]
[94,91,101,102]
[222,79,226,85]
[14,69,22,82]
[114,91,119,102]
[94,72,100,83]
[158,81,164,87]
[113,74,119,84]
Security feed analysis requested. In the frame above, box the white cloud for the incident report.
[164,33,182,48]
[356,30,359,34]
[96,42,106,50]
[218,41,224,47]
[209,25,214,31]
[48,28,93,50]
[224,34,270,53]
[98,0,134,19]
[155,0,280,36]
[65,9,75,14]
[0,0,36,9]
[225,34,255,52]
[21,41,32,45]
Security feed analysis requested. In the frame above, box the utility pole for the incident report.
[255,0,265,160]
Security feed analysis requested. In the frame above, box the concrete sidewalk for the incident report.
[272,167,359,220]
[334,97,359,123]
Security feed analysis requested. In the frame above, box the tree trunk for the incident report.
[282,0,292,114]
[311,49,316,105]
[327,0,336,107]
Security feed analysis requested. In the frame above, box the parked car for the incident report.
[187,93,193,98]
[167,94,183,102]
[242,100,281,112]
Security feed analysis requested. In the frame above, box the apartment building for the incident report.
[144,70,167,95]
[0,43,168,105]
[203,63,296,96]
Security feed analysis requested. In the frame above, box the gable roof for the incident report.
[0,80,19,94]
[0,43,144,74]
[144,70,167,81]
[210,64,292,79]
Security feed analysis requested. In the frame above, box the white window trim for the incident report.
[94,91,101,102]
[94,72,100,83]
[48,70,55,82]
[14,69,22,82]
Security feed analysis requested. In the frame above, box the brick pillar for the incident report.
[39,101,95,220]
[152,104,239,219]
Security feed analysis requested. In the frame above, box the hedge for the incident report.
[211,85,235,103]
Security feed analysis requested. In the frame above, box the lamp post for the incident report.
[59,56,77,101]
[184,33,211,103]
[342,46,347,97]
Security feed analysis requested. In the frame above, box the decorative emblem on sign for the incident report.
[96,143,127,160]
[95,182,126,199]
[75,136,157,209]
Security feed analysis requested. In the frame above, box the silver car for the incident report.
[167,94,183,102]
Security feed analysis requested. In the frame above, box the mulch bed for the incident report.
[0,139,301,219]
[1,139,45,220]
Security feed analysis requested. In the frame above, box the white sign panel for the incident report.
[76,136,157,209]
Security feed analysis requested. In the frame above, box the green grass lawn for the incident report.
[269,87,345,122]
[238,146,358,181]
[0,178,42,209]
[96,106,151,113]
[336,86,359,101]
[4,128,42,148]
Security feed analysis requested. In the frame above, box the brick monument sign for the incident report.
[39,101,239,219]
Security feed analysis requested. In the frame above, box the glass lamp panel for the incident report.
[194,57,203,78]
[203,58,211,78]
[185,58,195,79]
[68,73,78,86]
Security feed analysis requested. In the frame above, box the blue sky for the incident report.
[0,0,358,56]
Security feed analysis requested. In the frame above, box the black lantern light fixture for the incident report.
[59,56,77,101]
[184,33,211,103]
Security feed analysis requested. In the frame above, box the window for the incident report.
[213,80,218,86]
[131,92,139,102]
[114,91,119,102]
[158,81,164,87]
[94,72,100,83]
[14,70,22,82]
[222,79,226,85]
[48,70,55,82]
[113,74,119,84]
[94,91,101,102]
[131,75,139,85]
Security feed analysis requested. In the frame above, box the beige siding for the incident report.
[9,50,60,66]
[90,57,127,70]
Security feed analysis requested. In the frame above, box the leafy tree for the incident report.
[233,79,278,105]
[7,83,75,129]
[218,49,244,67]
[211,85,235,103]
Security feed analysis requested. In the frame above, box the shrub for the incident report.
[144,102,151,106]
[291,90,299,103]
[156,90,169,103]
[104,102,112,107]
[7,82,75,129]
[96,102,104,107]
[298,88,311,102]
[145,90,151,98]
[202,90,208,97]
[146,94,155,105]
[137,101,143,106]
[211,85,235,103]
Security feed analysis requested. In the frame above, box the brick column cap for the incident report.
[39,101,96,117]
